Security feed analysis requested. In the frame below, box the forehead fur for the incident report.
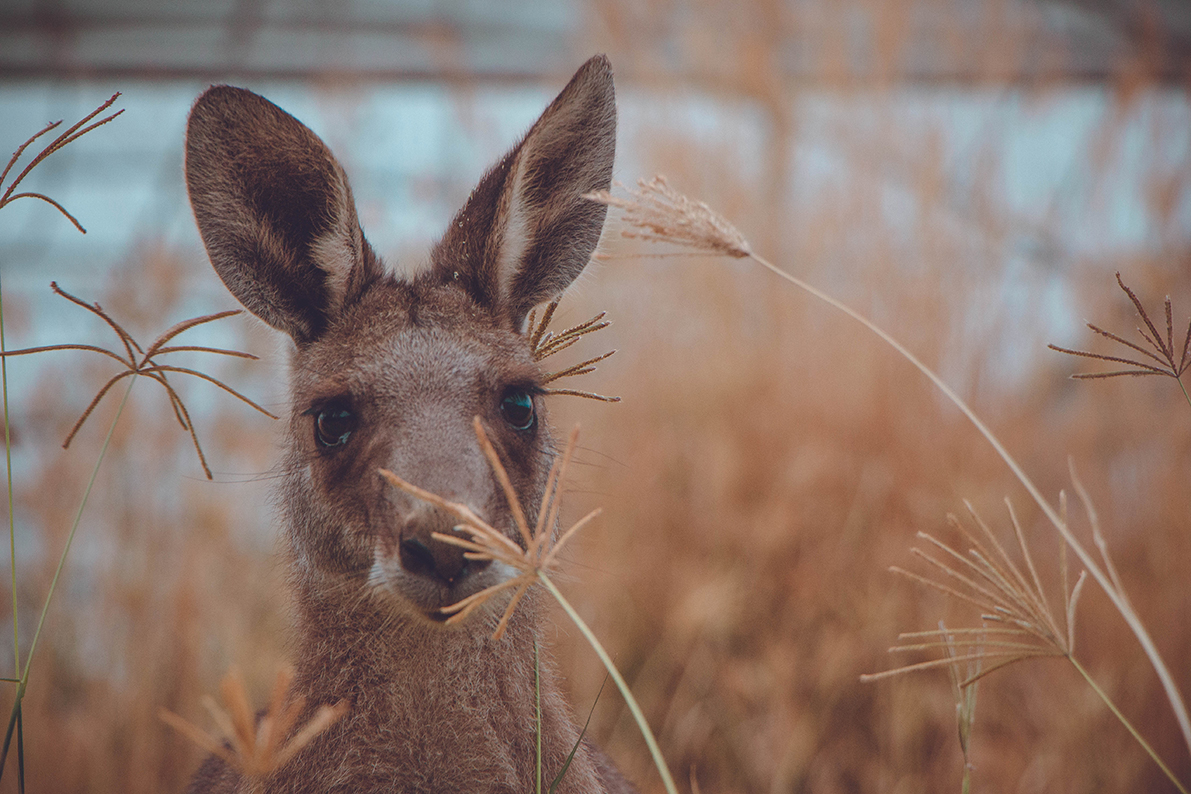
[290,274,540,394]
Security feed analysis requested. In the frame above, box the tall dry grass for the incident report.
[1,2,1189,792]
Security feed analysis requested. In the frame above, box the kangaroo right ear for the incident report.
[185,86,383,345]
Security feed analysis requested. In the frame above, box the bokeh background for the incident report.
[2,1,1190,791]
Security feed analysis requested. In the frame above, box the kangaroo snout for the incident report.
[397,515,490,586]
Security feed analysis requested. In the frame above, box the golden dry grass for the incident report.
[2,2,1191,792]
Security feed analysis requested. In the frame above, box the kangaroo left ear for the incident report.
[185,85,384,345]
[430,55,617,330]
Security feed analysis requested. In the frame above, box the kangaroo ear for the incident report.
[185,86,383,345]
[431,55,616,329]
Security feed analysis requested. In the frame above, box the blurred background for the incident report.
[1,0,1190,791]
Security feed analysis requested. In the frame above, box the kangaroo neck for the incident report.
[289,573,547,705]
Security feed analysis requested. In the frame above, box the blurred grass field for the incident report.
[2,2,1190,792]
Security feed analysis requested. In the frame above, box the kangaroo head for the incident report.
[184,57,616,630]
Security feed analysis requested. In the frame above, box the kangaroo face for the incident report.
[185,57,616,629]
[281,278,550,621]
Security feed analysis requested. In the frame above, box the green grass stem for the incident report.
[1,276,17,680]
[0,376,136,782]
[21,376,135,675]
[538,571,678,794]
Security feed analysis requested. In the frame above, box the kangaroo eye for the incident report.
[500,388,535,431]
[315,406,356,447]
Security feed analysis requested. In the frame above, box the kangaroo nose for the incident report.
[398,534,490,585]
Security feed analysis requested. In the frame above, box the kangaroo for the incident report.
[183,56,633,793]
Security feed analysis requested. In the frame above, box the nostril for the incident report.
[398,536,493,585]
[399,538,437,579]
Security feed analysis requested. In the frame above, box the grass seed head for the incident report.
[586,175,752,259]
[160,666,347,780]
[380,421,599,640]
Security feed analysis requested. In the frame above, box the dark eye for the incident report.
[500,387,535,431]
[314,405,356,447]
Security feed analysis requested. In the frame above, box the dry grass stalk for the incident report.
[0,282,276,479]
[380,419,600,640]
[586,175,752,259]
[160,666,347,784]
[1049,271,1191,407]
[861,499,1085,686]
[940,621,980,794]
[863,490,1187,793]
[0,93,124,232]
[594,174,1191,790]
[526,299,620,403]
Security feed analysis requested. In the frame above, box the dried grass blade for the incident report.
[898,627,1032,639]
[0,120,60,188]
[1116,272,1171,359]
[143,372,213,478]
[542,350,617,384]
[159,709,237,767]
[258,668,296,761]
[890,566,1004,614]
[201,696,245,758]
[541,387,621,402]
[151,345,259,360]
[1165,297,1175,359]
[2,96,120,204]
[141,309,243,359]
[1067,460,1128,601]
[961,503,1041,613]
[1070,369,1166,379]
[537,426,580,552]
[142,371,192,428]
[432,531,523,569]
[532,451,567,550]
[908,546,1014,612]
[439,578,525,616]
[963,546,1050,628]
[1080,322,1168,365]
[273,701,348,770]
[0,343,131,368]
[1180,317,1191,375]
[1004,498,1054,627]
[379,471,495,538]
[62,370,134,448]
[537,333,583,359]
[220,671,258,753]
[1049,337,1167,369]
[55,109,124,153]
[958,653,1062,688]
[528,301,558,351]
[890,639,1049,653]
[3,193,85,233]
[860,652,1034,682]
[139,365,277,418]
[472,417,531,547]
[541,508,602,571]
[492,579,533,640]
[1067,570,1088,655]
[50,282,142,359]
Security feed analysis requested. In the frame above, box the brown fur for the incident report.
[183,56,633,793]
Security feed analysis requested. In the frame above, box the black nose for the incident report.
[399,536,490,585]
